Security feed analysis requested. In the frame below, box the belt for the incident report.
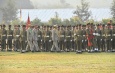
[107,35,111,36]
[38,35,41,37]
[45,36,49,37]
[2,35,6,36]
[16,35,20,37]
[7,35,12,36]
[60,35,64,37]
[66,36,70,37]
[83,35,85,36]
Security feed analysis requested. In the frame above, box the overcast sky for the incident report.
[30,0,113,8]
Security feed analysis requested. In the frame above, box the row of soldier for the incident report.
[0,23,115,53]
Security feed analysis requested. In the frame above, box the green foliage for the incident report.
[0,0,18,24]
[31,18,42,25]
[102,18,111,24]
[111,0,115,19]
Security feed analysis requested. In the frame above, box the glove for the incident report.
[71,40,72,42]
[111,39,113,41]
[49,40,51,42]
[41,40,42,42]
[101,39,102,41]
[64,39,66,42]
[82,40,84,42]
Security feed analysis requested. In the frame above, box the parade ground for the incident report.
[0,52,115,73]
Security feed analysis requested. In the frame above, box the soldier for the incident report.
[13,25,21,52]
[37,25,42,51]
[44,26,51,52]
[101,24,106,52]
[81,25,87,52]
[76,24,82,53]
[74,25,78,51]
[0,25,2,49]
[70,26,74,51]
[105,24,112,52]
[59,25,65,51]
[1,25,7,51]
[33,25,40,52]
[112,24,115,52]
[49,25,53,51]
[7,25,13,51]
[26,25,34,52]
[51,25,60,52]
[65,25,71,52]
[20,25,27,53]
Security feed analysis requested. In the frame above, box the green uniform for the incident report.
[65,28,71,51]
[1,28,7,50]
[112,28,115,51]
[20,29,27,51]
[76,29,82,52]
[101,28,106,51]
[37,29,42,50]
[7,29,13,51]
[105,28,112,51]
[59,28,65,51]
[13,28,21,51]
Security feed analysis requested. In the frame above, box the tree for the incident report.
[0,0,18,23]
[111,0,115,19]
[31,18,42,25]
[49,12,62,25]
[74,0,91,22]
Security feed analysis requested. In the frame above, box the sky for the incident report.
[30,0,113,8]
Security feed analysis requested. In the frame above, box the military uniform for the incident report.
[76,25,82,53]
[65,26,71,51]
[7,25,13,51]
[59,25,65,51]
[1,25,7,51]
[20,25,27,52]
[37,26,42,51]
[13,25,21,51]
[44,26,51,51]
[105,25,112,51]
[0,25,2,48]
[81,25,87,51]
[112,25,115,51]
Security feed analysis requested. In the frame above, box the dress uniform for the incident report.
[112,24,115,51]
[44,26,51,51]
[81,25,87,51]
[37,26,42,51]
[59,25,65,51]
[105,24,112,52]
[26,25,34,52]
[101,25,106,52]
[51,25,60,52]
[0,25,2,48]
[20,25,27,52]
[76,24,82,53]
[1,25,7,51]
[13,25,21,51]
[65,26,71,52]
[7,25,13,51]
[33,25,39,52]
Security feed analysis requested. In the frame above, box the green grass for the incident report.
[0,52,115,73]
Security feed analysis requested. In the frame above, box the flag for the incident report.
[20,9,22,21]
[26,13,31,29]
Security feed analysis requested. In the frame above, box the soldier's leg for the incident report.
[54,41,60,52]
[33,40,39,51]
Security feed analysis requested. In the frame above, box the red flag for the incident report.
[26,13,31,29]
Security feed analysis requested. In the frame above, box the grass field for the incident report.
[0,52,115,73]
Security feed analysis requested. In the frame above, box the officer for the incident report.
[1,25,7,51]
[7,25,13,51]
[74,25,78,51]
[13,25,21,52]
[51,25,60,52]
[0,25,2,49]
[20,25,27,53]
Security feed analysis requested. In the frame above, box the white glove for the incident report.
[41,40,42,42]
[49,40,51,42]
[111,39,113,41]
[101,39,102,41]
[82,40,84,42]
[71,40,72,42]
[64,39,66,42]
